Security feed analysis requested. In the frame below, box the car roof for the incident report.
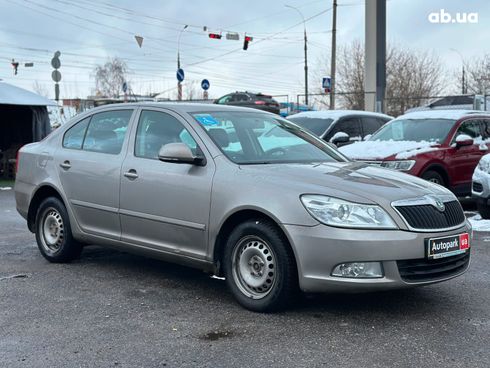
[287,109,393,120]
[80,102,273,115]
[396,109,490,121]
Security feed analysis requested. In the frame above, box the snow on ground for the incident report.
[339,140,438,160]
[468,214,490,232]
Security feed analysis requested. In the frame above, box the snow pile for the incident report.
[468,214,490,232]
[339,140,438,160]
[399,109,490,121]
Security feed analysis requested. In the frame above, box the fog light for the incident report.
[331,262,384,278]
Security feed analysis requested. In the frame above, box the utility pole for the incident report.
[285,5,308,106]
[330,0,337,109]
[177,25,188,101]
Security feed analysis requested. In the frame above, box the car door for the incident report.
[324,116,362,146]
[119,108,214,259]
[447,119,485,190]
[56,108,134,239]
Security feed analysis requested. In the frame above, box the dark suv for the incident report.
[214,92,280,114]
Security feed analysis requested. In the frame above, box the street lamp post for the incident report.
[450,48,466,94]
[177,25,188,101]
[285,5,308,106]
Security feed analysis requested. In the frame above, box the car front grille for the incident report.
[473,182,483,193]
[397,252,470,282]
[394,200,465,230]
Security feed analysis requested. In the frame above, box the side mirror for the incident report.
[330,132,350,145]
[455,134,474,148]
[363,134,372,141]
[158,143,206,166]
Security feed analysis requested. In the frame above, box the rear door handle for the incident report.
[60,160,71,170]
[124,169,138,179]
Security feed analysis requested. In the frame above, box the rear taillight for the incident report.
[254,100,266,105]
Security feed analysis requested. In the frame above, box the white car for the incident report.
[472,153,490,219]
[287,110,393,146]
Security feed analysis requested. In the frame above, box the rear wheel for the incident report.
[35,197,82,263]
[422,170,446,187]
[477,201,490,220]
[223,219,298,312]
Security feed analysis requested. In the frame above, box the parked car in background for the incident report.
[214,92,280,114]
[339,110,490,196]
[472,153,490,219]
[287,110,393,147]
[15,103,471,312]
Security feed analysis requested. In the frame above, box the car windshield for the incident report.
[286,117,334,136]
[192,111,346,165]
[370,118,456,143]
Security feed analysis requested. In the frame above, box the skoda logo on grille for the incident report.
[426,196,446,212]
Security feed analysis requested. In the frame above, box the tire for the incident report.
[223,218,298,312]
[35,197,82,263]
[477,201,490,220]
[422,170,446,187]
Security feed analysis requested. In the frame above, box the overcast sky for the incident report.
[0,0,488,101]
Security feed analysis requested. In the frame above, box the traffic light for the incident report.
[208,33,222,39]
[11,59,19,75]
[243,35,253,50]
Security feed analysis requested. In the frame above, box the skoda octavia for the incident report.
[15,103,472,312]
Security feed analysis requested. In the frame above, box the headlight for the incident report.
[380,160,415,171]
[478,158,490,173]
[300,195,397,229]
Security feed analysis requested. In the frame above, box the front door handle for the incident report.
[60,160,71,170]
[124,169,138,179]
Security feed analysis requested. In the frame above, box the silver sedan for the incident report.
[15,103,472,312]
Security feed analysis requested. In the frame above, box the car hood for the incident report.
[338,140,440,160]
[238,161,453,209]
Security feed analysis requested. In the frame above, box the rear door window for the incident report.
[82,110,133,154]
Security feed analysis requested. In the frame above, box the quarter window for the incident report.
[135,110,198,159]
[62,117,90,149]
[82,110,133,154]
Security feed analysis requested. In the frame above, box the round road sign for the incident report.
[51,70,62,82]
[201,79,210,90]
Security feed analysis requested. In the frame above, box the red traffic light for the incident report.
[243,35,253,50]
[208,33,222,39]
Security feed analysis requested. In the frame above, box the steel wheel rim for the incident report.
[39,207,64,254]
[231,235,277,299]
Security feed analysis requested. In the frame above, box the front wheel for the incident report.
[422,170,446,187]
[223,219,298,312]
[35,197,82,263]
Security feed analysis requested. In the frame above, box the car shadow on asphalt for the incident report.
[77,245,463,318]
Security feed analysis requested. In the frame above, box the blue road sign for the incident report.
[322,77,331,89]
[177,68,185,82]
[122,81,128,93]
[201,79,210,90]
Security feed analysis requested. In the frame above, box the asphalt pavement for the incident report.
[1,189,489,368]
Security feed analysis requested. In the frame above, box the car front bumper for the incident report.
[284,222,472,293]
[472,169,490,204]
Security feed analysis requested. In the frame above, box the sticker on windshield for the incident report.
[195,114,219,126]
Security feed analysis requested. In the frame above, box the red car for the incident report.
[339,110,490,196]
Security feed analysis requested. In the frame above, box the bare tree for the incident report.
[465,54,490,94]
[32,80,49,98]
[314,41,446,116]
[93,57,128,98]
